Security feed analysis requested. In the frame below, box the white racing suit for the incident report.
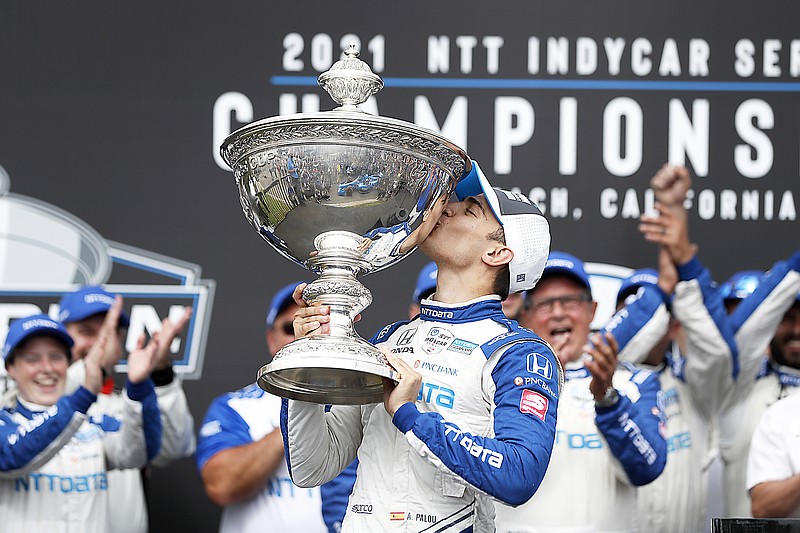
[713,249,800,517]
[0,380,161,533]
[282,296,562,532]
[603,255,736,533]
[67,361,196,533]
[494,360,667,533]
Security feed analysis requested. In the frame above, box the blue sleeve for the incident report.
[125,378,161,461]
[196,394,253,471]
[393,340,559,506]
[594,368,667,486]
[0,387,95,474]
[730,249,800,333]
[368,320,407,345]
[602,284,670,355]
[320,459,357,533]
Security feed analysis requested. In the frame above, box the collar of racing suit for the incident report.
[759,358,800,387]
[13,396,52,418]
[418,294,504,323]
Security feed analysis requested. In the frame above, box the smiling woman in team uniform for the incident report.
[0,300,162,533]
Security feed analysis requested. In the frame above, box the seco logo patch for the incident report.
[519,389,548,421]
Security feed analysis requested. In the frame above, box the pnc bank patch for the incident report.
[520,389,548,421]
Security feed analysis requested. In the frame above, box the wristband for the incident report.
[151,365,175,387]
[595,387,619,408]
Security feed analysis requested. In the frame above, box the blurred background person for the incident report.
[718,264,800,517]
[496,251,667,533]
[0,304,162,532]
[746,391,800,518]
[610,164,737,532]
[59,285,195,533]
[196,281,355,533]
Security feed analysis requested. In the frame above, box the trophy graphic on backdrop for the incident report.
[220,46,470,404]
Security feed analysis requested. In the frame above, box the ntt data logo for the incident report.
[0,165,215,380]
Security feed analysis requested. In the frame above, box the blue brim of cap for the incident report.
[266,282,304,327]
[454,161,502,224]
[541,266,592,293]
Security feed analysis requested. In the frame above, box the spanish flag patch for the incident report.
[390,512,405,521]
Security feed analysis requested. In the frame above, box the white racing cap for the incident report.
[455,160,551,294]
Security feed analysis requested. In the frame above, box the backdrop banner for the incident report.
[1,2,797,531]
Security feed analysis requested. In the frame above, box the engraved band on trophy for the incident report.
[220,46,470,405]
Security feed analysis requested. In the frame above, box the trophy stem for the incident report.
[306,267,369,340]
[258,230,396,404]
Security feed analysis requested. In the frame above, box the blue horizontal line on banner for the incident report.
[270,76,800,92]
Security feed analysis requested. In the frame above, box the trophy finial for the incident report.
[317,44,384,111]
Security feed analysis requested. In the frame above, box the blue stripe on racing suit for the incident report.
[392,336,559,506]
[594,362,667,486]
[125,378,161,461]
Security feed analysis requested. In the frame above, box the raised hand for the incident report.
[650,164,691,208]
[126,332,160,384]
[82,295,125,392]
[152,307,193,370]
[639,202,695,265]
[584,332,619,402]
[82,329,107,394]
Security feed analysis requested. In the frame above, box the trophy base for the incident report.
[257,336,396,405]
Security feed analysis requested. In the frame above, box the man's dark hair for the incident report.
[487,227,510,300]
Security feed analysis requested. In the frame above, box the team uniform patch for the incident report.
[520,389,548,420]
[447,338,478,354]
[422,327,454,354]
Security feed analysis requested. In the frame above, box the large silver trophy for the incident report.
[220,46,470,404]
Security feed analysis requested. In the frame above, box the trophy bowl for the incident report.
[220,47,470,404]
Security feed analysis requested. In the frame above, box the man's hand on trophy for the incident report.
[291,283,331,337]
[382,348,422,417]
[290,283,360,338]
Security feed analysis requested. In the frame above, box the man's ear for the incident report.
[483,244,514,268]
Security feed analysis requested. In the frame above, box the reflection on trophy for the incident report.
[220,46,470,404]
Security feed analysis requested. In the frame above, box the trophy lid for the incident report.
[317,45,384,111]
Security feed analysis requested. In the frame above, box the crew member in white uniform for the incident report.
[0,302,162,532]
[59,285,196,533]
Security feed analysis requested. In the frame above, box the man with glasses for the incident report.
[495,251,667,533]
[196,282,354,533]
